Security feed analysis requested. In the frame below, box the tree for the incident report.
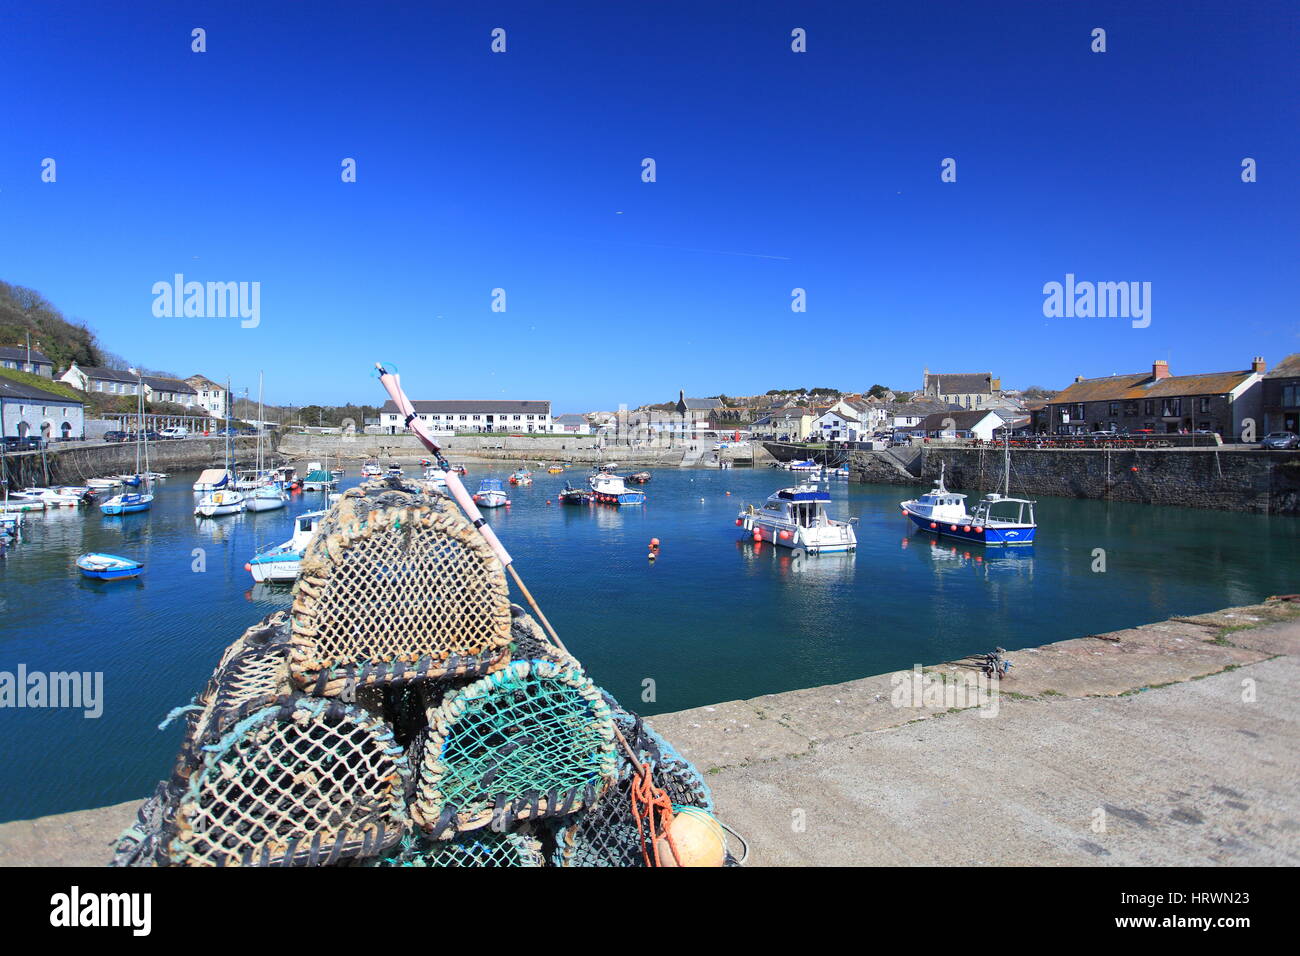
[867,384,890,399]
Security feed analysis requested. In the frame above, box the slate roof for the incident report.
[1047,369,1257,404]
[0,376,84,404]
[381,400,552,415]
[0,346,53,366]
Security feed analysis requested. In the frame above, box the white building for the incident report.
[0,377,85,440]
[60,362,142,396]
[553,413,591,435]
[138,373,199,409]
[811,405,865,441]
[921,409,1006,440]
[378,399,553,434]
[185,376,228,417]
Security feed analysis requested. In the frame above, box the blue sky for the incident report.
[0,1,1295,411]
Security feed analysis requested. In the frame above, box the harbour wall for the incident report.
[1,437,277,489]
[850,446,1300,515]
[278,434,775,467]
[4,597,1297,865]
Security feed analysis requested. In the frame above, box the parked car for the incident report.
[102,431,129,443]
[1259,431,1299,450]
[2,436,44,451]
[159,426,190,440]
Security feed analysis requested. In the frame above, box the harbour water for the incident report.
[0,464,1296,822]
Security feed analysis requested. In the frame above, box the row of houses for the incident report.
[0,345,233,441]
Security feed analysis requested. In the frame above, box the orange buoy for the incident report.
[930,522,937,529]
[244,563,252,572]
[653,808,726,867]
[779,530,791,539]
[753,530,762,541]
[735,518,742,526]
[974,526,984,534]
[962,525,971,532]
[650,538,660,548]
[1130,466,1139,472]
[950,524,957,531]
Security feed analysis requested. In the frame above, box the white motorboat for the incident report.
[195,488,245,517]
[472,477,510,508]
[361,459,384,477]
[738,484,857,553]
[247,509,326,582]
[23,487,85,508]
[86,478,122,491]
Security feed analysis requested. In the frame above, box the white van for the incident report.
[159,426,190,440]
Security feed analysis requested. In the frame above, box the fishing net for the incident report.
[411,659,617,837]
[552,696,714,867]
[290,480,512,696]
[507,603,579,669]
[365,828,546,867]
[173,612,294,781]
[109,781,179,868]
[166,695,410,866]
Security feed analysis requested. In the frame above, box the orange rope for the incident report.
[629,763,681,867]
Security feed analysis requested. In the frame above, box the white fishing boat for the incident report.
[737,484,857,553]
[385,462,404,478]
[246,509,326,582]
[422,467,448,489]
[361,459,383,477]
[86,477,122,491]
[472,477,510,508]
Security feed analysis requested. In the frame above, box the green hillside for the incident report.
[0,366,85,401]
[0,280,104,372]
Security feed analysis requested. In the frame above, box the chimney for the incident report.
[1251,356,1267,373]
[1152,360,1170,381]
[1074,375,1084,383]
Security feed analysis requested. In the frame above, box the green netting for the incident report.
[412,659,617,837]
[552,696,714,867]
[366,828,545,867]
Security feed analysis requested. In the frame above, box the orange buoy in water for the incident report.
[753,530,762,541]
[735,518,742,526]
[653,808,726,867]
[779,530,791,539]
[650,538,660,548]
[244,563,252,572]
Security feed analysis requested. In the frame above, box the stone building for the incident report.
[1261,354,1300,436]
[922,369,1002,409]
[0,345,54,377]
[0,376,85,440]
[1037,358,1265,439]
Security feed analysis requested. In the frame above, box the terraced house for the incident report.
[1037,358,1266,439]
[0,345,54,377]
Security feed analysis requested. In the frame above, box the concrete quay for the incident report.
[2,598,1296,866]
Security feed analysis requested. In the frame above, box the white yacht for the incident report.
[738,484,857,553]
[247,510,326,582]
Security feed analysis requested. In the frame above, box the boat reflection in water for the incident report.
[735,537,858,583]
[900,532,1035,578]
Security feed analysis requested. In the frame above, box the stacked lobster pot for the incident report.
[112,479,728,867]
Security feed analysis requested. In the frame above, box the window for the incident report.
[1161,398,1181,417]
[1144,400,1154,415]
[1108,402,1120,417]
[1198,397,1210,413]
[1282,384,1298,407]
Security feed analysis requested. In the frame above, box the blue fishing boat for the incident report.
[76,553,144,580]
[100,492,153,515]
[900,463,1036,546]
[588,471,646,505]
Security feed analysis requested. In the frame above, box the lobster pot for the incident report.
[173,612,294,781]
[290,481,513,696]
[507,603,579,669]
[167,696,410,866]
[411,659,617,837]
[366,829,546,868]
[109,781,179,868]
[552,699,713,868]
